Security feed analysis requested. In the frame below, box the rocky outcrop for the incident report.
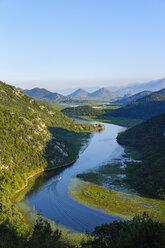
[93,123,105,131]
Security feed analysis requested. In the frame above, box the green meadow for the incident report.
[69,178,165,222]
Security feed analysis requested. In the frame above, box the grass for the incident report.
[77,160,139,195]
[17,202,31,212]
[76,146,143,195]
[69,178,165,222]
[80,115,142,127]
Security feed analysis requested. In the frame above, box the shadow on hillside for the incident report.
[24,127,91,197]
[48,126,91,152]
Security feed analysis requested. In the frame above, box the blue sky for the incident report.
[0,0,165,90]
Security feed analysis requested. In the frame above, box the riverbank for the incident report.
[69,178,165,222]
[14,163,89,246]
[14,157,78,196]
[16,201,88,247]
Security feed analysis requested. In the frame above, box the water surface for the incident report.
[23,122,125,232]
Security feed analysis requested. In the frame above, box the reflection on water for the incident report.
[23,122,125,232]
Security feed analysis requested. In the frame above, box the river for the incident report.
[22,122,126,232]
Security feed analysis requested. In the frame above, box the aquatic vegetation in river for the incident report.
[69,178,165,222]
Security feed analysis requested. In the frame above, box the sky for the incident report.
[0,0,165,91]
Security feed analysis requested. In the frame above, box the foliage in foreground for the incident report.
[0,217,69,248]
[81,213,165,248]
[0,214,165,248]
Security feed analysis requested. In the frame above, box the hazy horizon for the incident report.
[4,76,164,94]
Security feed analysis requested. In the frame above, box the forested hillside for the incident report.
[114,90,152,106]
[117,113,165,199]
[0,81,95,131]
[0,80,164,247]
[106,94,165,120]
[0,81,96,192]
[0,80,97,245]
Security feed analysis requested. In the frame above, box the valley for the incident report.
[1,1,165,246]
[0,80,165,247]
[16,119,165,233]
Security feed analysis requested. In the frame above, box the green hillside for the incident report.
[0,81,95,132]
[0,80,164,247]
[0,80,98,243]
[62,105,104,116]
[113,90,152,106]
[105,94,165,120]
[0,81,97,192]
[117,113,165,199]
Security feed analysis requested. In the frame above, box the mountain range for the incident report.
[68,88,89,98]
[20,77,165,102]
[58,77,165,96]
[21,87,118,101]
[114,90,152,106]
[68,87,117,99]
[112,77,165,95]
[113,87,165,106]
[21,87,73,102]
[107,90,165,120]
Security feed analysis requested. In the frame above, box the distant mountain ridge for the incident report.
[68,88,89,99]
[58,77,165,96]
[21,87,72,102]
[114,87,165,106]
[21,77,165,102]
[106,90,165,120]
[113,77,165,95]
[89,87,116,98]
[114,90,152,106]
[68,87,117,99]
[155,88,165,96]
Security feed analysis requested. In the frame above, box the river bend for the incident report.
[23,122,125,232]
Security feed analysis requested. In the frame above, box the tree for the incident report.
[28,217,62,248]
[81,213,165,248]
